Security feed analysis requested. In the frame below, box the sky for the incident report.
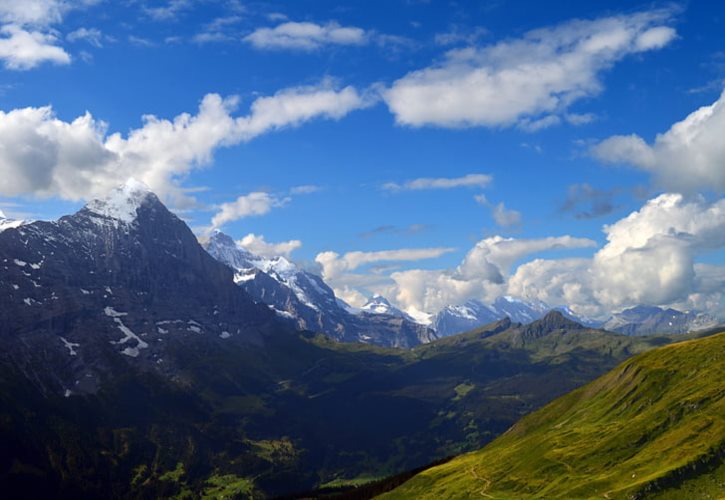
[0,0,723,320]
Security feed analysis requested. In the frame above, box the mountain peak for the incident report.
[540,310,585,328]
[84,178,157,224]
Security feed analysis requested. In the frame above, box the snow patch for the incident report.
[104,307,148,356]
[85,178,153,225]
[60,337,80,356]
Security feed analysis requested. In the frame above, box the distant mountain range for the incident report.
[203,230,436,348]
[603,304,717,336]
[202,232,719,341]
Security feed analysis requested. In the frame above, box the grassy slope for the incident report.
[382,331,725,499]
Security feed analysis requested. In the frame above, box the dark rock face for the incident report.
[204,232,437,348]
[0,184,282,396]
[518,310,586,341]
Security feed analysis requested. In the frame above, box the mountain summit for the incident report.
[84,178,155,225]
[0,183,282,396]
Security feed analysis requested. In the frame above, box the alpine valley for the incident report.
[0,181,721,499]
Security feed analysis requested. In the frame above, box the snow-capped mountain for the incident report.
[361,294,412,320]
[0,210,28,233]
[603,305,718,336]
[432,296,598,338]
[0,180,285,396]
[204,232,437,348]
[432,300,501,337]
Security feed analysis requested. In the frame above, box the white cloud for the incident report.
[0,0,65,27]
[434,26,488,46]
[316,247,456,282]
[507,194,725,318]
[591,193,724,307]
[0,81,368,206]
[592,89,725,192]
[236,233,301,258]
[290,184,321,194]
[67,27,104,47]
[211,192,289,228]
[384,9,676,128]
[0,0,101,69]
[457,235,596,283]
[244,21,367,51]
[144,0,193,21]
[475,194,523,227]
[323,235,594,314]
[0,24,69,69]
[384,173,492,191]
[491,202,522,227]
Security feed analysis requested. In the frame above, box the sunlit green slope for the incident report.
[382,331,725,499]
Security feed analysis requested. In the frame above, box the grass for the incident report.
[382,332,725,499]
[453,383,475,401]
[202,474,255,499]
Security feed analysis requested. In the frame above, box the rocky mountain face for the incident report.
[604,305,718,336]
[0,180,284,397]
[204,231,437,348]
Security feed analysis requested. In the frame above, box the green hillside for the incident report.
[382,331,725,499]
[1,315,718,497]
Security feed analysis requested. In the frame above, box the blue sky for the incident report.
[0,0,723,319]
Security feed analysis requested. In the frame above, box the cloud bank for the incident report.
[0,81,369,207]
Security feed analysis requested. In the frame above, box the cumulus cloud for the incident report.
[0,24,69,69]
[384,9,676,128]
[244,21,367,50]
[383,173,492,191]
[507,194,725,318]
[592,89,725,192]
[0,81,369,206]
[0,0,102,70]
[211,192,289,228]
[236,233,301,258]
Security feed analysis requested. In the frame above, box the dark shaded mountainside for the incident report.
[382,331,725,499]
[0,182,719,498]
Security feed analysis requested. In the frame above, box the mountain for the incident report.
[433,296,598,338]
[204,231,436,348]
[604,304,718,336]
[0,179,282,397]
[382,330,725,499]
[0,210,27,233]
[361,294,412,320]
[432,300,501,336]
[1,182,719,498]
